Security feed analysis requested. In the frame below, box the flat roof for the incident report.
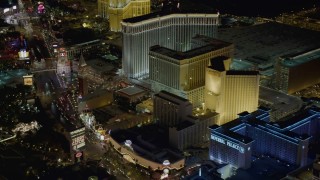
[150,38,232,60]
[226,70,259,75]
[211,107,319,144]
[123,10,218,23]
[219,22,320,72]
[280,48,320,68]
[259,86,303,117]
[117,86,145,96]
[156,90,190,103]
[272,109,318,130]
[175,120,195,131]
[211,118,254,144]
[0,69,29,86]
[209,56,230,72]
[111,125,183,163]
[221,129,254,144]
[80,89,111,101]
[86,59,114,73]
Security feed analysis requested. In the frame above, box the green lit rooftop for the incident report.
[281,48,320,67]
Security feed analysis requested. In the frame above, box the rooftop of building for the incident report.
[117,86,145,96]
[174,120,195,131]
[122,10,218,24]
[220,22,320,75]
[209,56,230,72]
[249,107,270,119]
[271,107,320,130]
[259,86,303,118]
[226,70,259,76]
[63,117,85,132]
[110,124,183,164]
[209,117,254,144]
[150,37,232,60]
[0,69,28,87]
[238,111,250,117]
[196,110,219,120]
[222,128,254,144]
[280,48,320,68]
[228,156,297,180]
[156,90,190,103]
[211,107,320,144]
[80,89,111,102]
[246,118,310,141]
[85,58,115,74]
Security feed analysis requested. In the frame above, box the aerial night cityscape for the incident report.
[1,0,320,180]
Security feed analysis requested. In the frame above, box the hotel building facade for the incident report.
[122,12,219,79]
[153,90,193,127]
[98,0,151,32]
[209,106,320,169]
[205,57,259,125]
[154,91,218,150]
[149,36,234,107]
[97,0,109,18]
[275,48,320,94]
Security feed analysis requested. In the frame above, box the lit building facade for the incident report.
[153,91,193,127]
[122,13,219,79]
[149,36,233,107]
[275,48,320,94]
[205,57,259,125]
[209,106,320,169]
[97,0,109,18]
[108,0,150,32]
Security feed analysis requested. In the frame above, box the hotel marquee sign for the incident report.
[211,134,245,153]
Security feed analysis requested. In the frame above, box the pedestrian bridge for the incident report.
[30,68,56,73]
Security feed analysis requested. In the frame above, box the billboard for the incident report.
[74,151,84,163]
[18,49,30,60]
[70,127,86,150]
[37,2,45,14]
[23,75,33,86]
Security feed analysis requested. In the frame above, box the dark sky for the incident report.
[181,0,320,17]
[0,0,17,8]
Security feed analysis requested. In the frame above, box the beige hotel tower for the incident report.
[98,0,151,32]
[205,56,260,125]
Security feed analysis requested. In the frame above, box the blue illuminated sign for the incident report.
[211,134,245,153]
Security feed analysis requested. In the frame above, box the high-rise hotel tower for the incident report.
[205,57,260,125]
[149,35,234,107]
[122,12,219,79]
[98,0,151,32]
[97,0,109,18]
